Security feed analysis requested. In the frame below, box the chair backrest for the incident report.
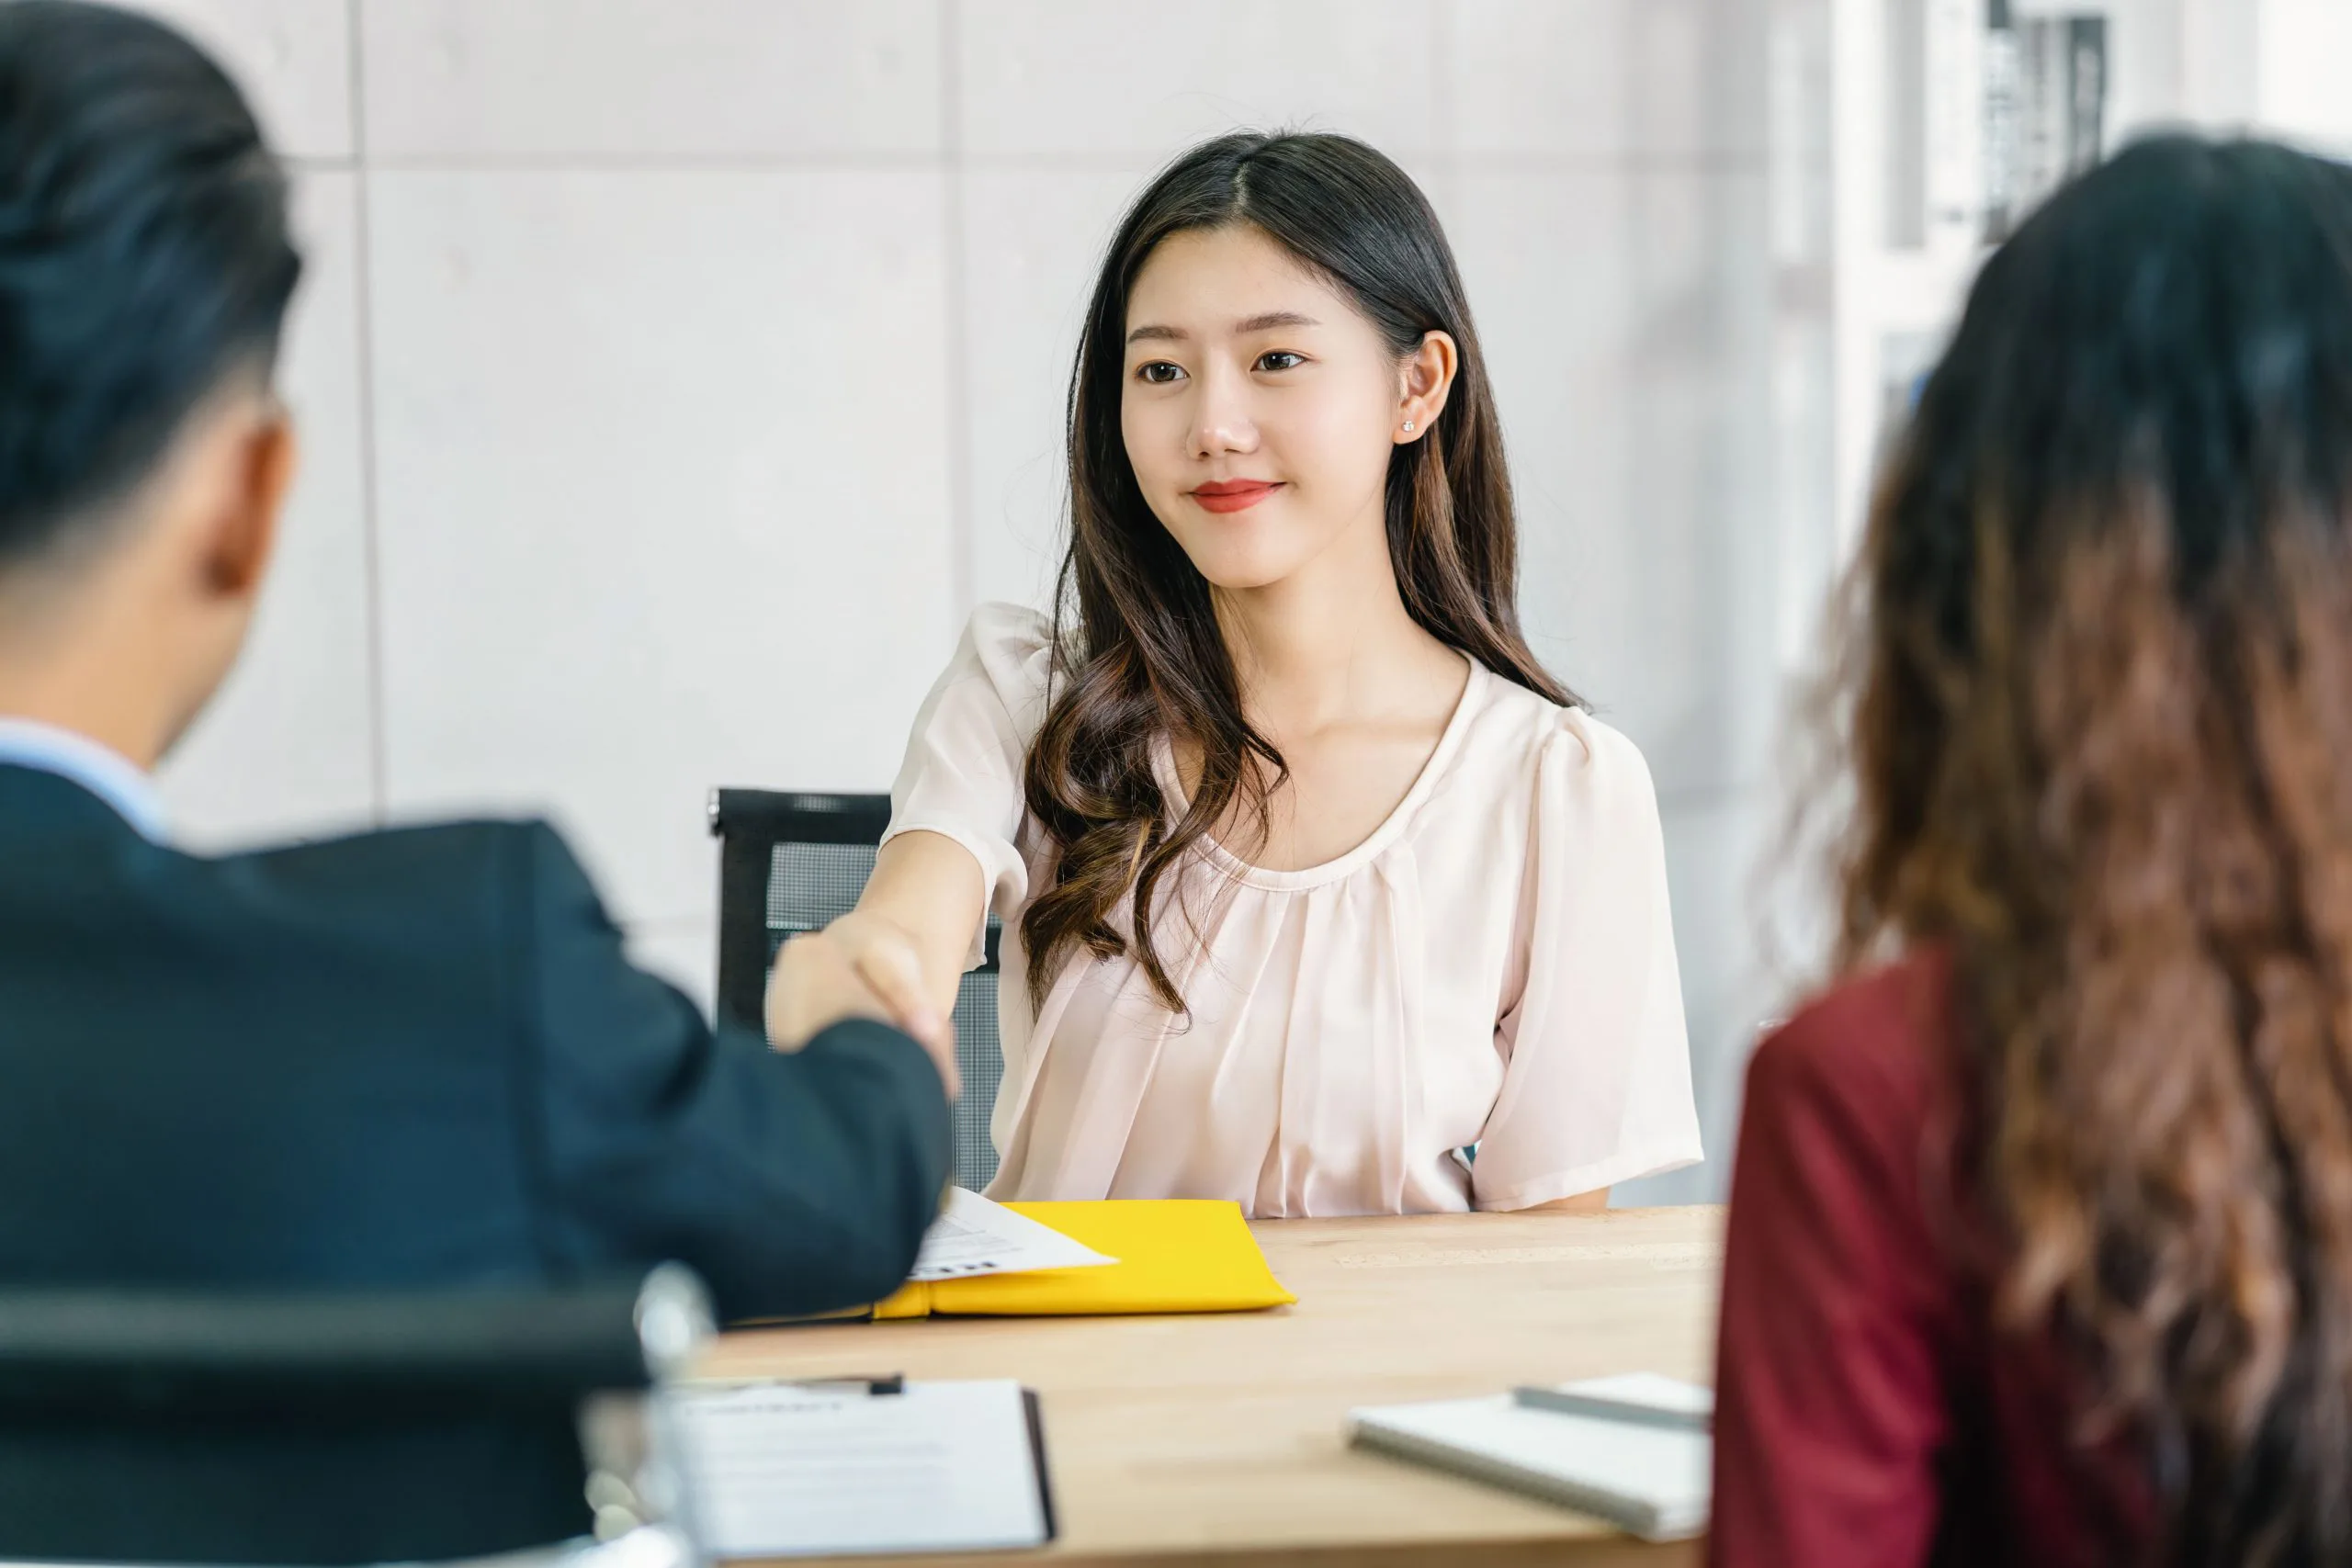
[0,1265,711,1565]
[709,789,1003,1193]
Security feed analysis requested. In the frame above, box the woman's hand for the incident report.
[764,911,962,1100]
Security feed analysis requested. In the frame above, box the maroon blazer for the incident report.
[1709,952,2151,1568]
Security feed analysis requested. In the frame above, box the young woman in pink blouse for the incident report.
[772,131,1701,1217]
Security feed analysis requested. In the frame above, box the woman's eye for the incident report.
[1255,351,1306,372]
[1136,361,1185,385]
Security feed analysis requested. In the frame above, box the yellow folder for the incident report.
[869,1199,1296,1319]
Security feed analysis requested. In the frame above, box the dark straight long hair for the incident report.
[1019,130,1572,1010]
[1821,135,2352,1566]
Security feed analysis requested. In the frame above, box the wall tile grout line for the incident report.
[940,0,978,627]
[361,150,950,173]
[337,151,1769,177]
[1444,150,1774,174]
[1427,0,1456,213]
[344,0,390,825]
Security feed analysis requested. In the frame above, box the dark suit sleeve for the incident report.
[509,823,951,1321]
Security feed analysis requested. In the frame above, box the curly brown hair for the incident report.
[1020,131,1572,1011]
[1821,135,2352,1565]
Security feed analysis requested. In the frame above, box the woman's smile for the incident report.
[1188,479,1284,513]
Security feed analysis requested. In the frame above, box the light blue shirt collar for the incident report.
[0,717,168,842]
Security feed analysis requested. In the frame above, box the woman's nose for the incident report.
[1190,367,1257,457]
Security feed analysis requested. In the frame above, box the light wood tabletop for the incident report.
[696,1204,1724,1568]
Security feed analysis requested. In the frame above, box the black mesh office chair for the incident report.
[710,789,1004,1193]
[0,1265,712,1565]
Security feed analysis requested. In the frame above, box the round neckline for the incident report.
[1152,658,1488,892]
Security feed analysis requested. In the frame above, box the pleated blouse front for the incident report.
[886,604,1702,1218]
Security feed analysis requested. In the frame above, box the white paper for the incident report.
[673,1379,1049,1558]
[1350,1393,1710,1541]
[906,1186,1116,1282]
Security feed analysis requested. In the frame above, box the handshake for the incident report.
[764,911,965,1101]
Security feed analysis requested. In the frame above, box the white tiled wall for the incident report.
[2257,0,2352,157]
[366,166,956,930]
[957,1,1438,160]
[1445,0,1768,159]
[1451,165,1776,802]
[360,0,944,159]
[959,165,1150,613]
[135,0,352,161]
[141,0,1805,1201]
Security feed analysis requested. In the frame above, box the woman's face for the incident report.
[1119,225,1414,592]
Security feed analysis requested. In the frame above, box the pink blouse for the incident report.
[885,605,1702,1217]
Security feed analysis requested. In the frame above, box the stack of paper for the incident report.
[906,1187,1120,1281]
[669,1379,1055,1559]
[1348,1373,1713,1542]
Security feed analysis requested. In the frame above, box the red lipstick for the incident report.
[1188,479,1283,514]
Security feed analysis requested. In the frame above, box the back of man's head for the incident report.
[0,0,303,763]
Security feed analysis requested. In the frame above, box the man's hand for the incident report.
[763,911,961,1100]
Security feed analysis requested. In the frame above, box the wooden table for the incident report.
[697,1205,1724,1567]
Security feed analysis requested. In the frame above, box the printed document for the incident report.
[907,1186,1116,1282]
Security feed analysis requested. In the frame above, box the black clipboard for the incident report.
[1022,1387,1059,1545]
[674,1376,1059,1557]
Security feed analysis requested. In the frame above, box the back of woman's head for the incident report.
[1021,130,1566,1010]
[1834,133,2352,1564]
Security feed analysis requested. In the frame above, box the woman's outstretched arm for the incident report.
[763,829,989,1088]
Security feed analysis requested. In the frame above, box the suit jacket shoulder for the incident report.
[0,790,949,1318]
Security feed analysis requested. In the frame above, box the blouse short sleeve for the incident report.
[1470,711,1702,1209]
[883,603,1054,971]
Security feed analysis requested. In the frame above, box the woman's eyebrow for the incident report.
[1125,310,1322,346]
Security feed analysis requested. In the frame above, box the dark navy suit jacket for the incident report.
[0,762,952,1561]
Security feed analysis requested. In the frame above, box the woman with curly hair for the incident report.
[1713,135,2352,1566]
[767,130,1701,1216]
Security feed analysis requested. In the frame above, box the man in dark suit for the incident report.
[0,2,953,1323]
